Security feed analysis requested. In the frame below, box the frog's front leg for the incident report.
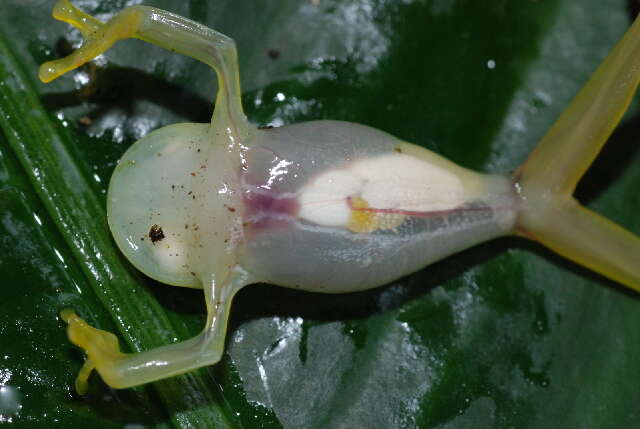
[61,271,248,393]
[39,0,252,139]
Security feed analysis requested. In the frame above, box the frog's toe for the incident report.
[74,358,96,395]
[51,0,102,35]
[61,309,126,393]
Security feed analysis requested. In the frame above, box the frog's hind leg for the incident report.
[39,0,253,139]
[60,271,249,393]
[514,15,640,291]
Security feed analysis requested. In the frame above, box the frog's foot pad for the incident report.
[60,309,126,394]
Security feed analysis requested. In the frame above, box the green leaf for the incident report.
[1,0,639,427]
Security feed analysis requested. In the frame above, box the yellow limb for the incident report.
[39,1,142,83]
[39,0,252,139]
[60,270,245,392]
[50,0,102,39]
[517,13,640,194]
[518,196,640,291]
[515,14,640,291]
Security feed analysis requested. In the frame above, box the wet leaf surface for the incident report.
[0,0,639,427]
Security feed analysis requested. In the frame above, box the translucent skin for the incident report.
[109,119,516,293]
[39,0,640,393]
[108,123,242,289]
[240,121,516,292]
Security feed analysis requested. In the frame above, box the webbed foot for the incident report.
[60,309,126,394]
[59,271,246,392]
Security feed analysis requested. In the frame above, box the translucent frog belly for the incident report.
[239,121,517,292]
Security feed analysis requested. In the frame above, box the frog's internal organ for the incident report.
[298,152,466,232]
[244,151,483,234]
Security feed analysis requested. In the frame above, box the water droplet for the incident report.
[0,385,23,416]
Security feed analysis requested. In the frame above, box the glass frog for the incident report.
[39,0,640,393]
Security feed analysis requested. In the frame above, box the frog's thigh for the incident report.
[108,123,210,288]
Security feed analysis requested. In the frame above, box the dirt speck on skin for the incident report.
[149,224,165,243]
[267,48,280,60]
